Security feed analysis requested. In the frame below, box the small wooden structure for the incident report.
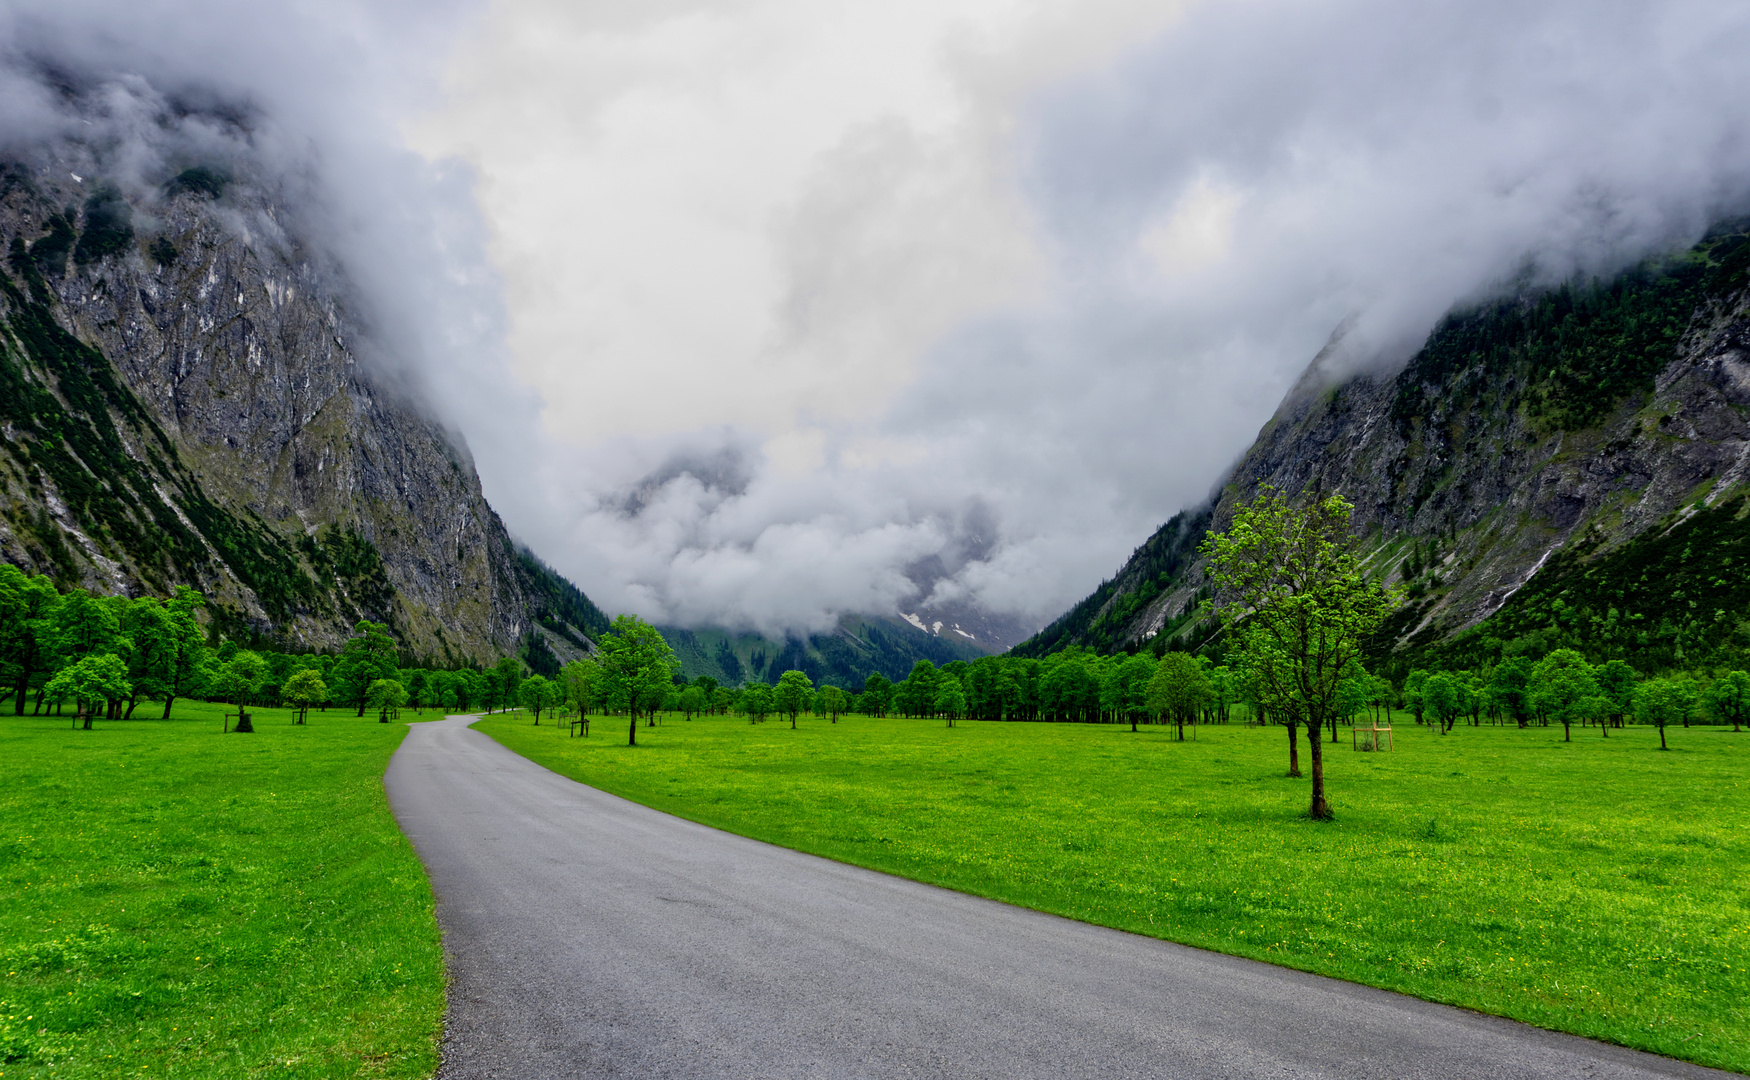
[1353,717,1393,751]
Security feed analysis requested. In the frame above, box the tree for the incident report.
[1148,653,1211,741]
[677,685,706,720]
[119,597,176,720]
[1530,650,1599,742]
[405,669,429,713]
[1487,656,1535,727]
[452,669,482,714]
[1200,486,1396,819]
[1595,660,1639,732]
[520,674,554,722]
[774,669,814,728]
[1634,677,1694,750]
[367,678,408,724]
[561,658,599,723]
[159,588,208,719]
[1402,670,1429,726]
[1335,663,1373,738]
[283,668,328,725]
[0,565,60,715]
[596,614,675,745]
[934,679,967,727]
[51,588,122,664]
[819,685,847,723]
[863,673,892,717]
[493,657,523,715]
[1422,671,1466,734]
[332,622,398,717]
[742,683,774,724]
[1706,670,1750,732]
[43,654,131,730]
[1110,653,1157,731]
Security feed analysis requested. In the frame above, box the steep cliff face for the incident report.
[0,145,604,662]
[1020,224,1750,663]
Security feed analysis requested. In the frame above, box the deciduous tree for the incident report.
[596,614,675,745]
[1200,486,1396,820]
[775,669,814,728]
[367,678,408,724]
[283,668,328,725]
[1530,650,1599,742]
[1148,652,1210,741]
[1706,669,1750,732]
[44,653,130,730]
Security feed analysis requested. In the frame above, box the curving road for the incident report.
[385,715,1732,1080]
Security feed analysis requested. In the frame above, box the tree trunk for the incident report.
[1285,719,1301,777]
[124,694,139,720]
[1306,718,1332,820]
[1563,719,1570,742]
[161,695,176,720]
[628,709,638,746]
[1659,722,1667,750]
[233,711,254,733]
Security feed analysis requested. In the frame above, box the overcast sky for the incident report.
[9,0,1750,637]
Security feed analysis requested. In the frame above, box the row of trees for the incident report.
[0,565,578,728]
[1401,649,1750,749]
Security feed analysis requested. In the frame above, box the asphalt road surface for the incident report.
[385,715,1733,1080]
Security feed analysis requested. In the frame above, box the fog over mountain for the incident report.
[11,1,1750,641]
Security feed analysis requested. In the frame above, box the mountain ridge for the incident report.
[0,138,600,663]
[1018,223,1750,671]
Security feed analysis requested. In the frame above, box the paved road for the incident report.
[385,715,1732,1079]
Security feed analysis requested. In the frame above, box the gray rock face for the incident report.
[0,147,551,662]
[1031,253,1750,655]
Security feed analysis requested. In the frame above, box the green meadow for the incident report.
[480,711,1750,1074]
[0,703,443,1079]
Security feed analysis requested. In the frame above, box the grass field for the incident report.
[0,702,444,1079]
[479,710,1750,1074]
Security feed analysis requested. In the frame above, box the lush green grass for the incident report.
[480,710,1750,1074]
[0,701,444,1079]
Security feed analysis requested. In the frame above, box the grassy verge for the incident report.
[479,710,1750,1074]
[0,702,444,1079]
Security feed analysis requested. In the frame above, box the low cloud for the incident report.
[10,1,1750,639]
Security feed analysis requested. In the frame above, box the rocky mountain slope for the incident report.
[1018,222,1750,671]
[0,144,605,664]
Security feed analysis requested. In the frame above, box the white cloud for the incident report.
[13,0,1750,641]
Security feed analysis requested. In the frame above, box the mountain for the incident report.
[0,143,606,664]
[1018,221,1750,674]
[661,614,991,689]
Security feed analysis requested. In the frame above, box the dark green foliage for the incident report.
[514,546,608,644]
[72,184,133,266]
[26,211,76,277]
[300,526,396,623]
[164,166,229,200]
[1393,226,1750,435]
[0,265,322,622]
[522,629,561,677]
[1012,505,1212,657]
[147,237,177,267]
[7,237,52,304]
[1419,496,1750,674]
[663,618,982,689]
